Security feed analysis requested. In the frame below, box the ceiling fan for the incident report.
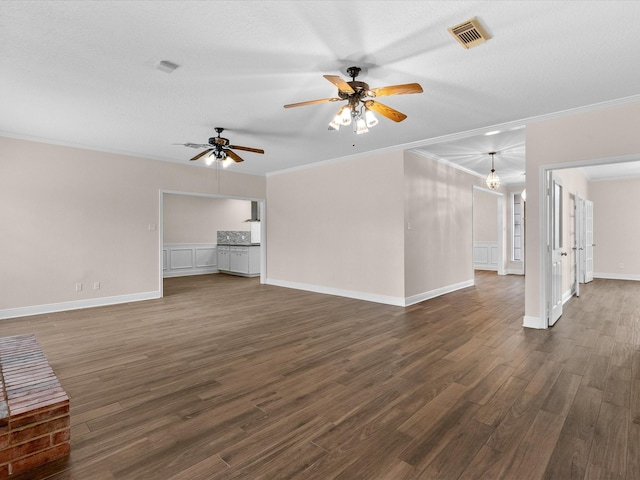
[284,66,423,134]
[176,127,264,166]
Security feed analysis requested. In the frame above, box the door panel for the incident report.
[549,173,565,327]
[585,200,594,283]
[574,194,584,297]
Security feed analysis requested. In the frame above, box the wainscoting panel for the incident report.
[195,247,216,268]
[474,241,498,271]
[163,244,217,278]
[170,249,194,269]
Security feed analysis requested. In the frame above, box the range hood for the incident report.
[245,201,260,222]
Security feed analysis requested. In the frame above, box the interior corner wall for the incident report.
[590,177,640,279]
[265,151,406,303]
[163,195,252,244]
[403,151,479,299]
[524,100,640,324]
[0,136,265,318]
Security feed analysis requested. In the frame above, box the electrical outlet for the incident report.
[93,282,100,290]
[75,283,83,292]
[619,263,624,269]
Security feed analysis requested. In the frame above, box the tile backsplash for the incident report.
[217,231,251,245]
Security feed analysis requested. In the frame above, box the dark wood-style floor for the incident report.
[1,271,639,479]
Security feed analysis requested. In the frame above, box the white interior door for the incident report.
[549,172,566,326]
[585,199,594,283]
[574,194,584,297]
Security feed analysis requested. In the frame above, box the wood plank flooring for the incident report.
[1,271,639,479]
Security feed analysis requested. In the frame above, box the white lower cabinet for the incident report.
[217,245,260,276]
[217,245,230,271]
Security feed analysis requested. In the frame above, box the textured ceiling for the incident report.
[2,1,640,183]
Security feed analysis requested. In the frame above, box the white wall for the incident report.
[163,195,252,244]
[524,100,640,327]
[0,136,265,318]
[404,152,481,299]
[473,189,498,242]
[266,150,406,303]
[590,176,640,279]
[266,149,484,306]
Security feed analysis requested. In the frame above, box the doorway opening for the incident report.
[472,186,504,277]
[540,154,640,328]
[158,190,266,297]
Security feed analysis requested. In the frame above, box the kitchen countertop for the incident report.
[216,243,260,247]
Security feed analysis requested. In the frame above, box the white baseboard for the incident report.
[506,268,525,275]
[473,266,498,271]
[163,268,218,278]
[523,315,546,329]
[404,279,475,307]
[594,272,640,281]
[0,291,161,320]
[265,278,475,307]
[265,278,406,306]
[523,291,573,331]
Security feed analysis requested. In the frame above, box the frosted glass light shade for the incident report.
[486,170,500,190]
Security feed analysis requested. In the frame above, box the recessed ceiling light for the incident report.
[157,60,180,73]
[484,130,501,136]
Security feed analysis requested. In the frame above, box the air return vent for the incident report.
[156,60,180,73]
[448,17,491,49]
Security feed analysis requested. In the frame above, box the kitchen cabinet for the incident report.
[217,245,230,271]
[217,245,260,277]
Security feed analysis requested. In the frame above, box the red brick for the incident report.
[52,428,70,446]
[0,401,8,422]
[0,333,71,476]
[11,400,69,428]
[7,386,66,408]
[10,416,70,445]
[4,369,55,388]
[0,436,49,464]
[10,443,70,475]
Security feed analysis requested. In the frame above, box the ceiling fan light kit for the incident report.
[176,127,264,167]
[284,66,423,135]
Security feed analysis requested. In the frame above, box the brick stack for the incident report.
[0,334,70,477]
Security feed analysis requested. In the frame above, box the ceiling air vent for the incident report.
[448,17,491,49]
[156,60,180,73]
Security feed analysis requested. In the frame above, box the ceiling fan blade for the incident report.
[225,150,244,163]
[364,100,407,122]
[229,145,265,154]
[284,97,341,108]
[175,142,211,149]
[323,75,355,94]
[370,83,423,97]
[190,149,213,161]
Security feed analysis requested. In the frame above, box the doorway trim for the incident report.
[159,189,266,297]
[538,153,640,328]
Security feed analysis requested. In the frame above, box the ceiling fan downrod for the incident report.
[346,66,361,81]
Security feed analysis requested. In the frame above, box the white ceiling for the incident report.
[2,1,640,183]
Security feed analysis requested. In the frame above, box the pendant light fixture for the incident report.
[485,151,500,190]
